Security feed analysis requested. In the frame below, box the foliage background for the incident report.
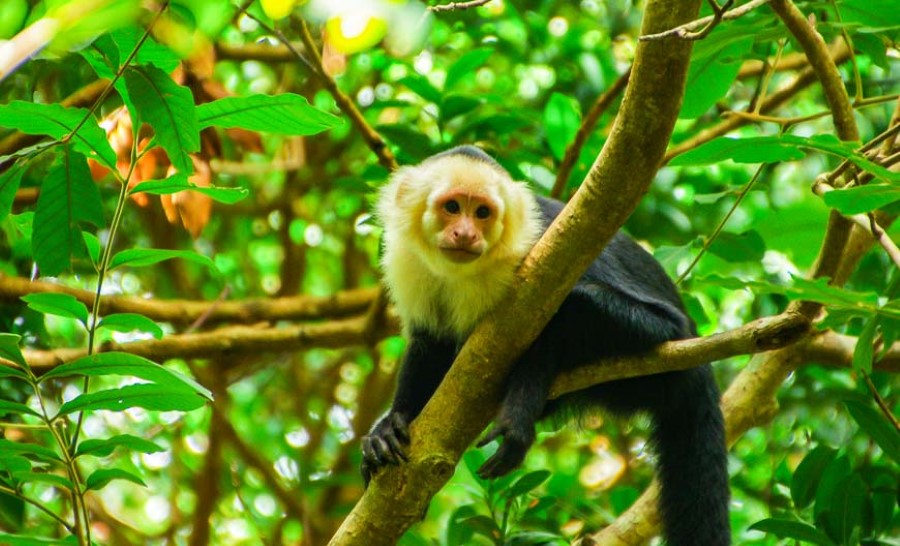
[0,0,898,545]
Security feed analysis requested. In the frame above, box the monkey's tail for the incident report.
[651,365,730,546]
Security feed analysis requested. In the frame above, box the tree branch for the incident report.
[0,274,379,325]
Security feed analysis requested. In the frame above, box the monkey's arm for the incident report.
[477,282,688,478]
[361,331,456,484]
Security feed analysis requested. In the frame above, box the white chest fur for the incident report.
[382,244,518,340]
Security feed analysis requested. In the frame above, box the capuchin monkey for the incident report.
[361,145,730,546]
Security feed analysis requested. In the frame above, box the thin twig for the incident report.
[429,0,493,12]
[861,370,900,432]
[676,163,768,285]
[641,0,772,41]
[550,69,631,199]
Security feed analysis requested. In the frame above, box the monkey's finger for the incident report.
[389,413,410,443]
[477,447,520,479]
[384,433,408,461]
[476,426,503,448]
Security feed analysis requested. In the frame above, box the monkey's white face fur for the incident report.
[377,154,542,338]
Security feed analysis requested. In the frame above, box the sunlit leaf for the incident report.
[130,173,249,204]
[75,434,165,459]
[21,293,90,325]
[543,93,580,161]
[0,101,116,169]
[0,533,78,546]
[0,399,39,417]
[0,161,25,222]
[823,184,900,214]
[681,38,752,119]
[841,0,900,30]
[11,471,73,490]
[84,468,146,491]
[0,440,62,463]
[197,93,341,135]
[0,333,27,369]
[32,147,104,276]
[123,65,199,173]
[109,248,217,272]
[97,313,164,339]
[40,352,212,400]
[57,383,209,416]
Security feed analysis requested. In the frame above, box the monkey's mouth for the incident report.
[440,247,482,263]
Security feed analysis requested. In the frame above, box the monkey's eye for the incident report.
[443,200,461,214]
[475,205,491,219]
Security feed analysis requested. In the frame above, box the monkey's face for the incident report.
[430,189,499,264]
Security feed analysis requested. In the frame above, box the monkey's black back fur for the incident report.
[362,152,730,546]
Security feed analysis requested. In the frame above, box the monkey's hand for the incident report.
[475,420,535,479]
[360,412,410,486]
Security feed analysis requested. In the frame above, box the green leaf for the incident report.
[506,470,551,498]
[40,352,212,400]
[460,514,501,540]
[823,184,900,215]
[32,147,105,276]
[398,75,443,104]
[0,456,31,474]
[440,94,482,122]
[197,93,342,135]
[0,101,117,169]
[57,383,209,416]
[10,471,73,490]
[76,434,164,458]
[791,445,838,509]
[109,26,180,72]
[21,293,90,325]
[445,48,493,89]
[82,232,101,266]
[0,399,40,417]
[670,136,806,165]
[707,230,766,263]
[841,0,900,31]
[376,124,435,160]
[0,333,27,368]
[749,518,836,545]
[0,440,62,463]
[84,468,146,491]
[844,400,900,463]
[814,455,852,523]
[681,38,752,119]
[543,93,581,161]
[852,317,877,374]
[123,65,200,173]
[0,533,79,546]
[825,474,867,545]
[130,173,249,205]
[98,313,164,339]
[109,248,217,272]
[869,473,895,533]
[0,161,25,222]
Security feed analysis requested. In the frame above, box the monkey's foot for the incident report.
[360,412,410,485]
[476,423,534,479]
